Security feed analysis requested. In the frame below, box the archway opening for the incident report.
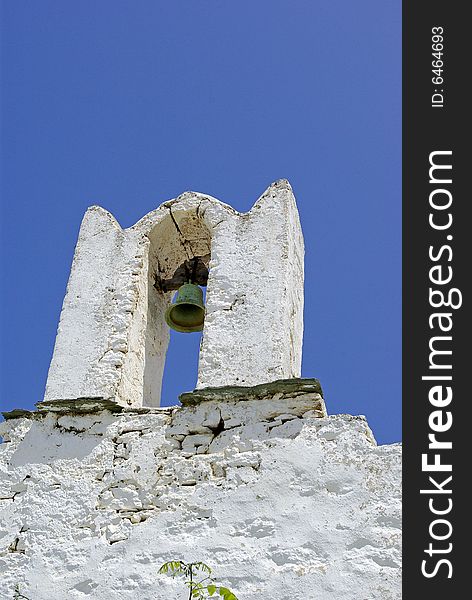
[143,208,211,407]
[160,286,207,406]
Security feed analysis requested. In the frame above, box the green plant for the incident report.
[159,560,239,600]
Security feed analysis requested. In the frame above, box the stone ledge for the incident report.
[35,397,124,415]
[179,377,323,406]
[2,398,173,421]
[1,408,38,420]
[2,378,324,421]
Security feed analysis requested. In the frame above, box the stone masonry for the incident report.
[0,183,401,599]
[0,380,401,599]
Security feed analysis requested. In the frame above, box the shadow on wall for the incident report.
[8,416,105,467]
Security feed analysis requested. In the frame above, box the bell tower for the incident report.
[0,178,401,600]
[42,179,304,409]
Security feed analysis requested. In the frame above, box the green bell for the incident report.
[165,283,205,333]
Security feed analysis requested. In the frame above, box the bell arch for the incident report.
[43,180,304,411]
[142,206,212,407]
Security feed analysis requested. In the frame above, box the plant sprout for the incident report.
[159,560,238,600]
[13,585,30,600]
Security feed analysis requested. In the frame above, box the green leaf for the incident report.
[170,561,184,576]
[159,558,237,599]
[193,561,212,575]
[218,588,238,600]
[159,562,171,573]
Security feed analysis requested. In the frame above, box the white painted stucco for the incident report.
[0,392,401,600]
[43,180,304,408]
[1,179,401,600]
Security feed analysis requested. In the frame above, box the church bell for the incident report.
[165,283,205,333]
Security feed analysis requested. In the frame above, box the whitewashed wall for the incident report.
[0,387,401,600]
[1,181,401,600]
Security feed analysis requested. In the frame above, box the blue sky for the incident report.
[0,1,401,443]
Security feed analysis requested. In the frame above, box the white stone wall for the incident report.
[0,395,401,599]
[44,180,305,408]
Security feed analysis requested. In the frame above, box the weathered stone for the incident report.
[201,404,222,429]
[0,408,36,420]
[179,377,323,406]
[302,409,325,419]
[269,418,304,438]
[36,397,123,414]
[223,417,242,429]
[0,405,401,599]
[182,433,214,446]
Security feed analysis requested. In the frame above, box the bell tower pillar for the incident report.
[42,179,304,409]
